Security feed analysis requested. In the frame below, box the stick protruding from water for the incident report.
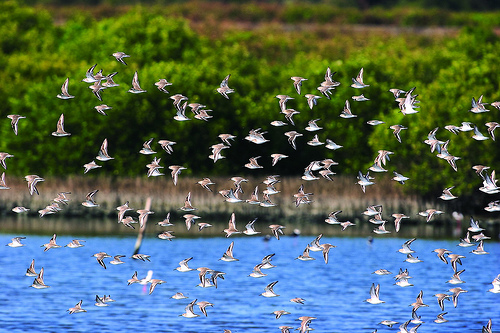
[133,197,151,255]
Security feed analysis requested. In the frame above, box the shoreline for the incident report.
[0,175,498,239]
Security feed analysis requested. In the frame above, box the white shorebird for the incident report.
[439,186,457,200]
[169,165,186,186]
[7,114,26,135]
[112,51,130,65]
[140,138,156,155]
[249,263,267,278]
[372,269,392,275]
[398,238,416,254]
[447,269,466,285]
[488,274,500,293]
[392,213,409,232]
[31,267,49,289]
[223,212,240,237]
[434,312,448,324]
[137,209,154,229]
[340,100,357,118]
[182,214,200,231]
[297,316,317,333]
[245,156,263,169]
[93,252,111,269]
[261,281,279,297]
[365,283,384,304]
[94,104,112,116]
[485,121,500,140]
[128,71,146,93]
[180,299,199,318]
[7,236,26,248]
[418,209,444,222]
[276,95,294,111]
[96,138,114,161]
[41,234,61,252]
[102,72,119,88]
[217,74,234,99]
[81,64,99,83]
[285,131,303,150]
[379,320,398,328]
[243,218,261,235]
[434,293,452,311]
[296,246,315,261]
[110,255,126,265]
[357,171,375,193]
[83,160,101,174]
[171,292,188,300]
[325,139,343,150]
[94,295,109,307]
[367,119,385,126]
[197,301,214,317]
[82,190,99,208]
[116,201,132,222]
[148,278,166,295]
[352,94,369,101]
[52,114,71,137]
[405,254,421,265]
[57,78,74,99]
[175,257,195,272]
[157,230,175,240]
[392,171,409,184]
[155,78,173,93]
[448,253,466,272]
[432,248,452,264]
[291,76,307,94]
[65,239,85,248]
[469,95,489,113]
[88,79,105,101]
[457,231,476,247]
[468,216,484,232]
[220,241,238,262]
[390,124,407,143]
[282,108,300,125]
[471,240,489,255]
[270,153,288,167]
[321,243,336,264]
[351,68,369,88]
[307,134,324,147]
[400,89,420,115]
[180,192,196,212]
[26,259,38,276]
[304,94,320,109]
[25,175,44,195]
[270,120,287,127]
[482,319,493,333]
[305,118,322,132]
[174,102,191,121]
[67,300,86,314]
[448,287,468,307]
[12,206,29,213]
[273,310,291,319]
[410,290,428,312]
[472,125,489,141]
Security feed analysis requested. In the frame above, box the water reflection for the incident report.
[3,215,498,241]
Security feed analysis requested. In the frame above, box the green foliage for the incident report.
[1,2,500,200]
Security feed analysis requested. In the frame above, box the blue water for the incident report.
[1,234,498,332]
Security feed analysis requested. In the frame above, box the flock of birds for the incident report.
[3,50,499,333]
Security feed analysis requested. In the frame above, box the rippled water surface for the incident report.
[1,234,498,332]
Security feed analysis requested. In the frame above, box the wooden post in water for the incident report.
[133,197,151,255]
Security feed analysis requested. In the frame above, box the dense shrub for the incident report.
[1,2,499,200]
